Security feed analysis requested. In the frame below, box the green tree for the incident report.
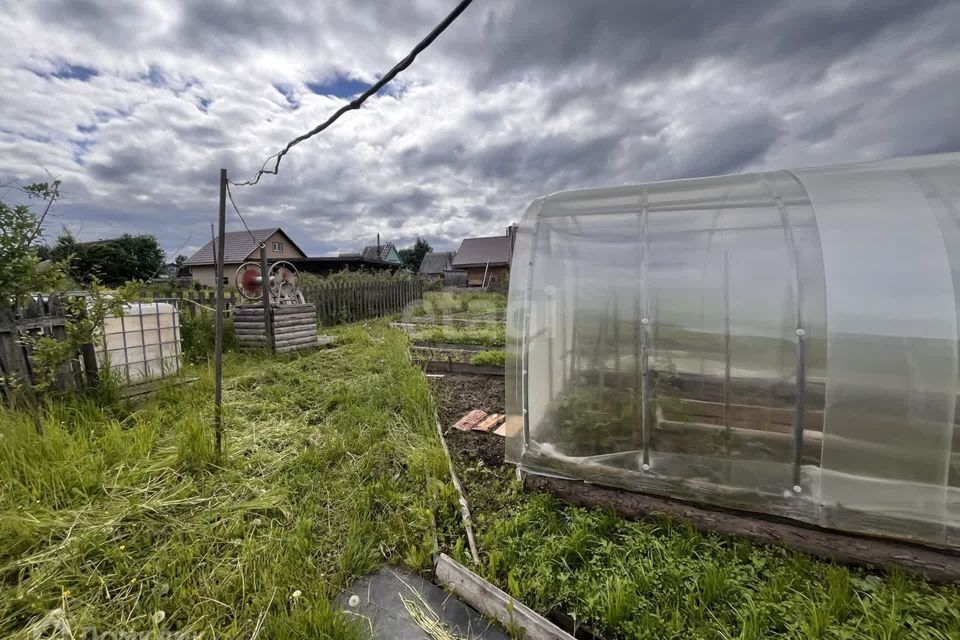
[50,232,165,285]
[398,237,432,272]
[0,183,69,305]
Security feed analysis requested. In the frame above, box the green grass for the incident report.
[4,322,960,640]
[0,323,462,639]
[410,324,506,347]
[470,350,506,368]
[409,290,506,321]
[458,477,960,640]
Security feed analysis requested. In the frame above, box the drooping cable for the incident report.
[230,0,475,187]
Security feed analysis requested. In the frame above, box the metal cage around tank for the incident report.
[505,152,960,550]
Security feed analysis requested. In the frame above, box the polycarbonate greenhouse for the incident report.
[506,153,960,549]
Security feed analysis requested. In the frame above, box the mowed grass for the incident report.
[0,323,462,639]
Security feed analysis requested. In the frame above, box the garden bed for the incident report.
[429,373,506,469]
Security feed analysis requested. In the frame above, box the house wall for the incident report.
[262,231,306,260]
[188,264,243,288]
[465,265,509,287]
[187,232,306,288]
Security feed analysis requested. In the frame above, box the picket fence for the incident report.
[159,279,422,325]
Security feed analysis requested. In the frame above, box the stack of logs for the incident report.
[234,304,319,354]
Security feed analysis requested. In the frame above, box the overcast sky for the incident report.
[2,0,959,259]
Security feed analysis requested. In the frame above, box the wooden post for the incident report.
[259,243,274,354]
[213,168,227,457]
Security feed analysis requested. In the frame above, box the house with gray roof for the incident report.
[418,251,463,284]
[182,227,306,287]
[451,225,518,287]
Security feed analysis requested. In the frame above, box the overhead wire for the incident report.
[230,0,475,187]
[226,181,260,246]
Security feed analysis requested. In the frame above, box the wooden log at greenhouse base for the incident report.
[523,474,960,583]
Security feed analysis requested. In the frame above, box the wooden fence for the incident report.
[301,280,422,326]
[154,280,421,326]
[0,295,89,397]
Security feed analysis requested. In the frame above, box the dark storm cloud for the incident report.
[3,0,960,256]
[471,132,625,194]
[676,111,785,179]
[468,0,946,88]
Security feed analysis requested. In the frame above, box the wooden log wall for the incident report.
[234,304,319,353]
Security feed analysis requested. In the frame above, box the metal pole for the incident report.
[259,243,274,354]
[723,249,731,452]
[214,168,227,457]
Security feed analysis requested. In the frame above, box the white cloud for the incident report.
[1,0,959,260]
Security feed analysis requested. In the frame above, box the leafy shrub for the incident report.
[301,268,414,287]
[471,350,505,367]
[180,311,235,362]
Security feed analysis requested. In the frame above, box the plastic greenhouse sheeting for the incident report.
[505,153,960,549]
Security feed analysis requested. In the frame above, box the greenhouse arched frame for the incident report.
[505,153,960,549]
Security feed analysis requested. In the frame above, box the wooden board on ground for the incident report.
[454,409,487,431]
[420,360,504,377]
[474,413,505,432]
[492,424,507,437]
[523,473,960,583]
[434,553,576,640]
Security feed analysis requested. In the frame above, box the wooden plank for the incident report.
[274,334,320,347]
[275,342,316,354]
[272,323,317,336]
[454,409,488,431]
[420,360,504,377]
[234,314,315,328]
[669,398,825,433]
[14,316,67,331]
[271,328,317,341]
[411,341,488,352]
[474,413,505,432]
[523,474,960,583]
[434,554,575,640]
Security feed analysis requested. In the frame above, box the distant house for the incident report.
[339,242,403,266]
[418,251,457,282]
[182,227,306,287]
[451,225,518,287]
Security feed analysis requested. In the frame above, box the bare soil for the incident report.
[429,373,506,468]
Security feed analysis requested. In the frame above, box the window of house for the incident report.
[272,241,283,253]
[223,276,229,285]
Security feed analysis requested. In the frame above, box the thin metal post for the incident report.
[612,295,621,415]
[640,317,650,468]
[259,243,274,354]
[138,301,148,382]
[546,289,554,402]
[633,296,642,449]
[764,178,807,494]
[723,249,731,449]
[793,330,806,488]
[214,168,227,457]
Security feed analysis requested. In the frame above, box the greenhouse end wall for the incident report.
[505,153,960,549]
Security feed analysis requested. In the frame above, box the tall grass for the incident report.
[0,323,461,639]
[469,492,960,639]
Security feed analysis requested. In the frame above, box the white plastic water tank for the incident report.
[97,302,182,384]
